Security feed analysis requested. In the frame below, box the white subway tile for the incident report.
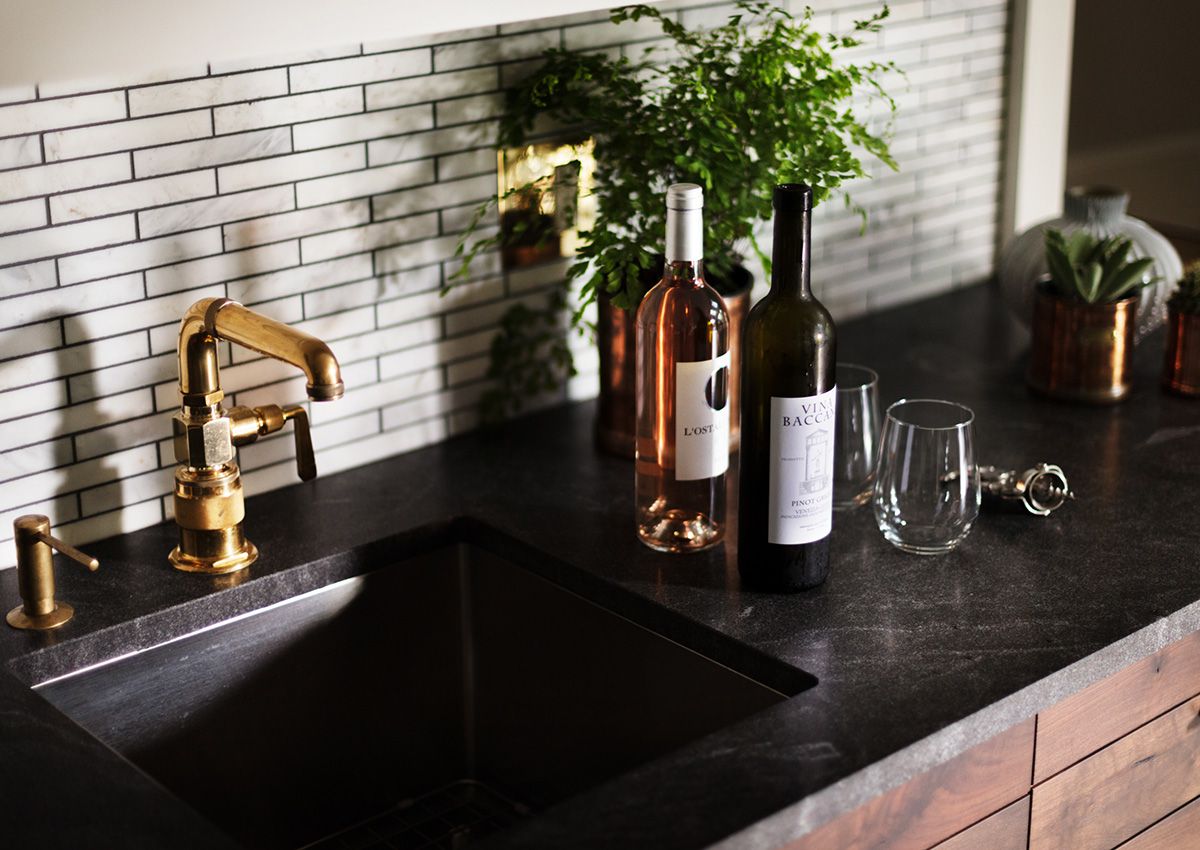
[211,46,361,76]
[224,200,370,250]
[303,279,381,319]
[371,25,499,52]
[436,93,505,127]
[507,258,570,294]
[0,379,67,423]
[293,104,434,150]
[0,272,143,330]
[0,445,156,519]
[447,355,488,386]
[58,227,222,285]
[440,199,497,234]
[0,135,41,170]
[51,171,216,224]
[145,240,299,296]
[373,173,494,221]
[376,228,496,276]
[0,387,153,455]
[0,85,36,105]
[376,273,501,327]
[312,365,441,426]
[500,11,605,34]
[0,320,61,359]
[0,214,135,266]
[433,31,558,72]
[294,304,375,341]
[367,121,497,167]
[45,110,212,162]
[443,285,512,335]
[55,498,163,548]
[0,437,72,483]
[437,147,496,181]
[75,408,174,459]
[69,352,177,403]
[0,198,46,232]
[380,383,481,431]
[563,17,662,51]
[135,127,291,177]
[0,153,131,203]
[64,284,224,345]
[297,158,434,209]
[330,316,441,366]
[37,65,209,98]
[290,49,432,92]
[0,91,126,137]
[925,30,1006,62]
[226,254,372,305]
[214,86,363,134]
[366,67,497,111]
[0,332,149,393]
[81,466,175,516]
[317,418,447,476]
[0,260,56,297]
[139,184,295,238]
[219,144,366,194]
[300,210,438,263]
[129,69,289,117]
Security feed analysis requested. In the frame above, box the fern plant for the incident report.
[454,1,900,420]
[1169,261,1200,315]
[1043,228,1156,305]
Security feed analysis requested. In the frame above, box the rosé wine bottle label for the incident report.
[674,351,731,481]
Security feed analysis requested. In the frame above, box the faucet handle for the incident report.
[228,403,317,482]
[282,405,316,482]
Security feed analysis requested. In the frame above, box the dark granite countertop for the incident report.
[2,282,1198,849]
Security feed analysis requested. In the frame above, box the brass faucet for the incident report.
[7,515,99,631]
[170,298,344,574]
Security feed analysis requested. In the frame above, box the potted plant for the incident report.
[454,1,899,447]
[1027,228,1156,403]
[1163,261,1200,396]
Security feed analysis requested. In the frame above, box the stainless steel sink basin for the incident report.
[34,542,809,849]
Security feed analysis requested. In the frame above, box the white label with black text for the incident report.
[768,388,836,544]
[674,352,731,481]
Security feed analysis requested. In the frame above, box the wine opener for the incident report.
[978,463,1075,516]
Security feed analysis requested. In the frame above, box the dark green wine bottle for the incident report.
[738,184,837,592]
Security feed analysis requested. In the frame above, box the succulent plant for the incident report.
[1169,261,1200,315]
[1042,227,1156,305]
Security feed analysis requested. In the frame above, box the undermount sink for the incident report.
[33,539,812,849]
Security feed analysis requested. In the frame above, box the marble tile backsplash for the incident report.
[0,0,1009,562]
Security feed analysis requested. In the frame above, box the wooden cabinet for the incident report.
[1030,695,1200,849]
[782,720,1033,850]
[781,629,1200,850]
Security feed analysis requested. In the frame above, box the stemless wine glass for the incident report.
[873,399,981,554]
[833,364,880,510]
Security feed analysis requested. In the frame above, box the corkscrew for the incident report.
[942,463,1074,516]
[979,463,1075,516]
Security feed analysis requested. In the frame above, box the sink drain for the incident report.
[306,780,532,849]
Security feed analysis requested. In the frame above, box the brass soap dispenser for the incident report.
[7,515,99,631]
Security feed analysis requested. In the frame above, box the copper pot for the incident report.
[1163,303,1200,396]
[1027,287,1137,403]
[596,265,752,458]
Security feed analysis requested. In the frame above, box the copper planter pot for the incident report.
[1027,288,1138,403]
[1163,304,1200,396]
[596,266,752,458]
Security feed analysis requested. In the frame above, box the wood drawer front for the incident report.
[1030,694,1200,850]
[783,719,1034,850]
[1120,795,1200,850]
[1036,630,1200,783]
[931,796,1029,850]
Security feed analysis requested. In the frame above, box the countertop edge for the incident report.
[713,598,1200,849]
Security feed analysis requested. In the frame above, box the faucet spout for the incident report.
[178,298,344,406]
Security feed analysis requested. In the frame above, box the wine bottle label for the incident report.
[768,389,837,544]
[674,352,731,481]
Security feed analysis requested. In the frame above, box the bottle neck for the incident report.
[663,259,704,285]
[771,206,812,297]
[665,205,703,267]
